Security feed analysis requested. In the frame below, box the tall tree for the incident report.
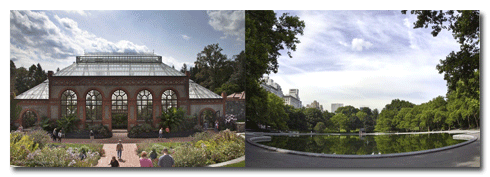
[194,43,234,93]
[180,63,188,74]
[402,10,480,100]
[245,10,305,130]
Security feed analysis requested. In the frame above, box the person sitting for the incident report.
[139,151,153,167]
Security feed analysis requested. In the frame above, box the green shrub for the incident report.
[128,123,156,136]
[191,131,214,143]
[57,115,80,133]
[10,134,39,163]
[314,122,326,133]
[85,124,111,137]
[26,129,51,149]
[173,144,207,167]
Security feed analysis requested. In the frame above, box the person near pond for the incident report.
[116,140,123,160]
[89,130,94,142]
[57,129,63,142]
[215,120,219,131]
[109,156,120,167]
[165,127,170,139]
[158,148,174,167]
[159,128,163,141]
[149,149,158,163]
[139,151,153,167]
[52,128,58,141]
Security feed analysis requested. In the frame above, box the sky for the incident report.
[10,10,245,72]
[268,10,462,112]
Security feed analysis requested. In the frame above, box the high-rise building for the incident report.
[260,76,284,98]
[331,103,344,113]
[284,89,302,108]
[306,100,323,111]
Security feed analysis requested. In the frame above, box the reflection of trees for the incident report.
[260,134,465,155]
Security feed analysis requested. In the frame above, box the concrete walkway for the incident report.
[96,143,141,167]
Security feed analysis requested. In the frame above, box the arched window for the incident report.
[137,90,153,120]
[86,90,102,121]
[111,90,128,113]
[161,90,177,112]
[22,110,37,128]
[61,90,77,117]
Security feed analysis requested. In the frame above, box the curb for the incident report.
[247,133,478,159]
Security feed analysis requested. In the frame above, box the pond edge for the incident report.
[247,132,478,159]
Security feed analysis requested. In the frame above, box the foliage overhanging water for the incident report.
[258,133,465,155]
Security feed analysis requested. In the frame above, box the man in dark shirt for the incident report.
[158,148,174,167]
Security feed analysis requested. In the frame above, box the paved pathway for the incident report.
[245,131,480,167]
[96,143,141,167]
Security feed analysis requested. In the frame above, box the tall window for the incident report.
[162,90,177,112]
[86,90,102,121]
[137,90,153,120]
[112,90,128,113]
[61,90,77,117]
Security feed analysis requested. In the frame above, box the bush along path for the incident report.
[96,144,141,167]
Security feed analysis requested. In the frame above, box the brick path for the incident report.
[96,143,141,167]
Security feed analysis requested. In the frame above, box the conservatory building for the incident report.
[14,53,226,131]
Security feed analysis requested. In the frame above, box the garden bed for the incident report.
[128,130,195,138]
[136,131,245,167]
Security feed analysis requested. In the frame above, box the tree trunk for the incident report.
[468,116,471,129]
[474,114,479,129]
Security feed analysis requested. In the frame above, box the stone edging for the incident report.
[247,133,478,159]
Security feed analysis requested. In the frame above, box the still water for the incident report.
[258,133,465,155]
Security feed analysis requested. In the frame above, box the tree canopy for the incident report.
[245,10,305,130]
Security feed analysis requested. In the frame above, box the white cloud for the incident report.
[351,38,373,51]
[404,18,411,28]
[182,34,191,40]
[270,10,460,111]
[207,10,245,42]
[10,10,150,71]
[63,10,89,16]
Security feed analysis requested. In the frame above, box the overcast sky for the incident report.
[268,10,461,112]
[10,10,245,72]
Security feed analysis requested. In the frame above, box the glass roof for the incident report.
[189,80,222,99]
[15,79,49,100]
[54,63,185,76]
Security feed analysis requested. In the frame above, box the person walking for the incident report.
[116,140,123,160]
[158,148,174,167]
[57,129,63,142]
[159,128,163,141]
[149,149,158,163]
[89,130,94,143]
[52,128,58,141]
[109,156,120,167]
[165,127,170,139]
[215,120,219,132]
[139,151,153,167]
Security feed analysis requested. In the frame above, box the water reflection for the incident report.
[259,134,465,155]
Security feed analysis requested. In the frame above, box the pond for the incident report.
[258,133,465,155]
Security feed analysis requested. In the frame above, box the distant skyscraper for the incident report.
[306,100,323,111]
[331,103,344,113]
[284,89,302,108]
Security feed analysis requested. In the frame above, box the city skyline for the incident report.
[267,10,461,112]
